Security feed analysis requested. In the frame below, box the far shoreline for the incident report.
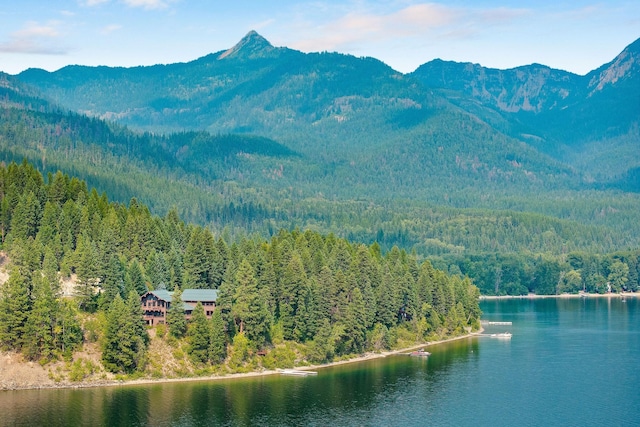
[480,292,640,300]
[1,331,478,392]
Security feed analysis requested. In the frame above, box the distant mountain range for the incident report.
[411,38,640,183]
[2,31,640,258]
[14,31,639,192]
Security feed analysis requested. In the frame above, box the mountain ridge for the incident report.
[10,31,640,192]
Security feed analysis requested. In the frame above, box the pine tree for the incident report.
[146,250,170,290]
[216,260,237,338]
[308,318,335,363]
[183,227,215,289]
[279,252,306,340]
[99,254,124,310]
[53,299,83,357]
[375,266,398,328]
[102,292,149,373]
[8,191,41,241]
[74,232,98,311]
[125,259,147,295]
[35,201,60,248]
[232,259,270,348]
[23,275,56,360]
[187,302,211,364]
[166,242,184,291]
[0,270,31,350]
[342,287,367,354]
[42,246,60,296]
[209,309,227,364]
[167,288,187,338]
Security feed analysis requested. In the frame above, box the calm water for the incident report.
[1,298,638,426]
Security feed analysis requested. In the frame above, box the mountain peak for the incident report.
[218,30,276,60]
[588,36,640,92]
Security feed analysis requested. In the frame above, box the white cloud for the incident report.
[0,21,67,55]
[101,24,123,34]
[289,2,529,53]
[81,0,110,6]
[81,0,171,9]
[122,0,169,10]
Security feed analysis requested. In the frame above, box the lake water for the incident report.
[1,297,638,426]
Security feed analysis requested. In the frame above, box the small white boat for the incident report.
[278,368,318,376]
[409,349,431,357]
[490,332,512,339]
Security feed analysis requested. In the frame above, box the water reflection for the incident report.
[5,298,637,426]
[1,338,478,427]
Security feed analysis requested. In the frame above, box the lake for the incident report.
[1,297,638,426]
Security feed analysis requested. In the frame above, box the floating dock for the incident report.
[480,321,513,325]
[277,369,318,376]
[474,332,512,339]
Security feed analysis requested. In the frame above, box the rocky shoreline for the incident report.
[1,332,476,392]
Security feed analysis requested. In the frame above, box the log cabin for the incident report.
[140,289,218,326]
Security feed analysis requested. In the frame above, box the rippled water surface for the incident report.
[1,298,638,426]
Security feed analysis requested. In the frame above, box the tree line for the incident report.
[436,250,640,296]
[0,160,481,374]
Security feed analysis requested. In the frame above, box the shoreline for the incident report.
[1,331,477,392]
[480,291,639,300]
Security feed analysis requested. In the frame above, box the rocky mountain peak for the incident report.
[218,30,276,60]
[588,37,640,92]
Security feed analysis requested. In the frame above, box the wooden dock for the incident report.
[277,369,318,376]
[480,321,512,325]
[474,332,512,339]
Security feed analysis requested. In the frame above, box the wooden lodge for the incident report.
[140,289,218,326]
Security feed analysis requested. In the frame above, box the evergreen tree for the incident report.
[216,260,237,338]
[183,227,215,289]
[35,201,60,248]
[167,288,187,338]
[209,309,227,364]
[167,242,184,291]
[341,287,367,354]
[146,250,170,290]
[375,267,398,328]
[232,259,270,348]
[125,259,147,295]
[187,302,212,364]
[74,232,98,311]
[102,292,149,373]
[98,254,124,310]
[279,252,306,340]
[8,191,41,241]
[0,270,31,350]
[42,246,60,296]
[308,318,334,363]
[23,275,56,360]
[53,299,83,357]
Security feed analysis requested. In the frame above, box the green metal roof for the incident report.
[147,289,218,303]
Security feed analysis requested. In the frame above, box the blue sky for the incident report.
[1,1,638,75]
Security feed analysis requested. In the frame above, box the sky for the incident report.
[0,0,638,76]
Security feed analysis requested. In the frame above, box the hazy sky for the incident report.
[1,1,638,75]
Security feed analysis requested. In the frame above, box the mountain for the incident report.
[411,38,640,182]
[4,32,640,261]
[16,31,584,200]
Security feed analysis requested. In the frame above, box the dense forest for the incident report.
[0,161,482,376]
[2,99,639,297]
[2,36,639,299]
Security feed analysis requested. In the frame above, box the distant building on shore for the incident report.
[140,289,218,326]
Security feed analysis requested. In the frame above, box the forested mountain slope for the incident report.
[411,37,640,183]
[15,32,580,194]
[3,34,640,294]
[0,160,483,376]
[4,68,639,257]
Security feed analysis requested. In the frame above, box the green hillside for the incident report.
[3,33,640,294]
